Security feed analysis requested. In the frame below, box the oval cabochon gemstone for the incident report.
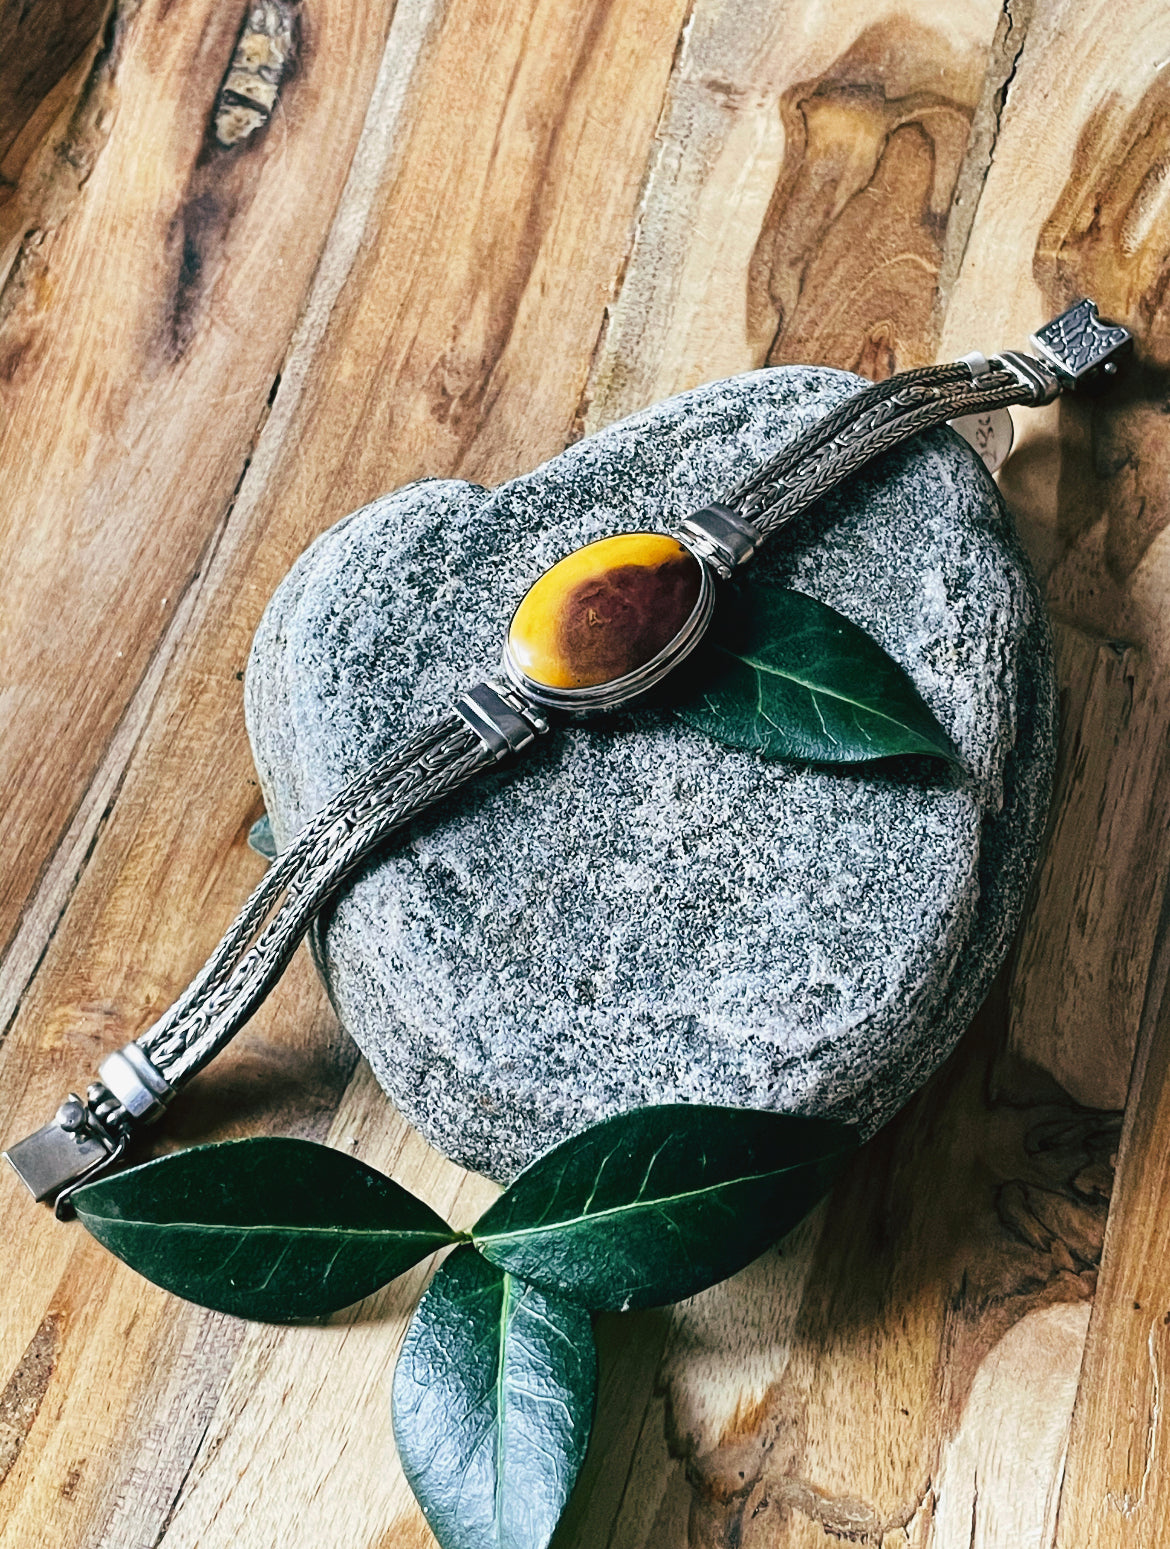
[508,532,702,690]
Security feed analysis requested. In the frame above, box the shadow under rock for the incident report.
[548,967,1122,1547]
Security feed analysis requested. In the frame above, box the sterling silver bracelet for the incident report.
[5,298,1131,1210]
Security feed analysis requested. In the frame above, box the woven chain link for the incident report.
[722,366,1025,537]
[140,716,489,1084]
[143,715,457,1046]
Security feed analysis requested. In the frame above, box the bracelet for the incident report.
[4,297,1131,1211]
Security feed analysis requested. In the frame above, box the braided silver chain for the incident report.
[140,716,490,1085]
[10,302,1135,1207]
[722,366,1025,537]
[139,365,1029,1089]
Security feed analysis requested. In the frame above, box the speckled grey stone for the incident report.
[245,367,1056,1182]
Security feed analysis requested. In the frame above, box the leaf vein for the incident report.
[477,1157,822,1247]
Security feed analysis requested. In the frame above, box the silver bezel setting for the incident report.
[501,532,717,714]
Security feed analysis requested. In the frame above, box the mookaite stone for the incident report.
[245,366,1056,1183]
[508,532,702,689]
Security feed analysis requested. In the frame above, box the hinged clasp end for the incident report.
[674,504,763,579]
[4,1041,172,1209]
[1029,298,1133,390]
[455,682,549,759]
[4,1098,121,1204]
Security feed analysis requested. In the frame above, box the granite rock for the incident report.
[245,367,1056,1182]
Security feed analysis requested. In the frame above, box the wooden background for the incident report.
[1,0,1169,1543]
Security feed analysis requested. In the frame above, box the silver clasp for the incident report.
[989,299,1133,404]
[1029,298,1132,389]
[5,1095,122,1207]
[4,1040,174,1208]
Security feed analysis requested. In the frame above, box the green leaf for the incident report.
[393,1246,596,1549]
[248,812,277,860]
[73,1138,458,1322]
[472,1105,855,1310]
[674,581,961,766]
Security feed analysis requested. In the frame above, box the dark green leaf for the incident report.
[393,1246,596,1549]
[248,813,277,860]
[675,581,960,766]
[73,1138,457,1322]
[473,1105,855,1310]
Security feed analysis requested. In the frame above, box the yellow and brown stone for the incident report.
[508,533,702,690]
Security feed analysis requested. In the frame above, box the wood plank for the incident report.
[0,0,689,1542]
[939,0,1170,1115]
[1051,885,1170,1545]
[946,6,1170,1537]
[0,0,399,982]
[0,0,403,1538]
[583,0,1015,429]
[0,0,393,1542]
[1008,625,1159,1111]
[562,0,1170,1543]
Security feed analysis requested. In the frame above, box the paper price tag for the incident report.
[948,407,1014,474]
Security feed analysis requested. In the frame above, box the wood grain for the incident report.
[0,0,399,979]
[584,0,1011,427]
[943,0,1170,1123]
[1051,881,1170,1547]
[2,0,1170,1545]
[0,0,689,1541]
[0,0,108,263]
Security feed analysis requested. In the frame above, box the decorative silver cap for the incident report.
[673,504,762,579]
[454,682,549,759]
[98,1041,174,1123]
